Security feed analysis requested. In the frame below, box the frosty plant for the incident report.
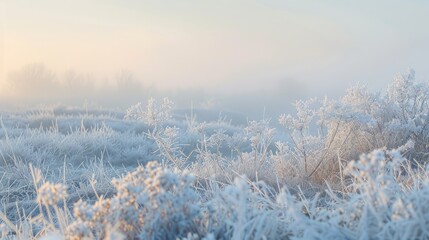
[37,182,68,207]
[244,119,276,173]
[125,98,188,169]
[277,69,429,184]
[278,98,330,179]
[66,161,201,240]
[387,69,429,159]
[35,180,69,237]
[333,69,429,162]
[125,97,174,126]
[148,126,191,169]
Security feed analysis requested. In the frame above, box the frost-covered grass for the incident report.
[1,70,429,239]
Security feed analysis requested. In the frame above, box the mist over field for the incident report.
[2,1,429,118]
[0,63,308,121]
[2,1,429,239]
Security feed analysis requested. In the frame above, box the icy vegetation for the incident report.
[1,70,429,239]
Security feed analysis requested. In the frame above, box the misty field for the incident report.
[1,70,429,239]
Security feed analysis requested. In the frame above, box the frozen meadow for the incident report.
[1,70,429,239]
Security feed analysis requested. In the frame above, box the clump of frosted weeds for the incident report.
[310,145,429,239]
[66,161,201,240]
[235,120,276,179]
[37,182,68,206]
[124,97,174,126]
[274,69,429,186]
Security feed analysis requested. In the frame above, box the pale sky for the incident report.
[1,0,429,117]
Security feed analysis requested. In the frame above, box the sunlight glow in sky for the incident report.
[1,0,429,115]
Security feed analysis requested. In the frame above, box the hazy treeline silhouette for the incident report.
[0,64,305,119]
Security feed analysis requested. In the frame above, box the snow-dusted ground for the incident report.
[1,70,429,239]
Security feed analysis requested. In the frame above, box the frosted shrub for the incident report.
[387,69,428,121]
[37,182,68,206]
[125,98,195,169]
[277,69,429,184]
[192,130,231,181]
[288,145,429,240]
[279,98,331,182]
[279,98,316,132]
[125,97,174,126]
[343,148,406,235]
[148,126,189,169]
[66,161,201,240]
[332,69,429,162]
[244,119,276,172]
[270,141,304,184]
